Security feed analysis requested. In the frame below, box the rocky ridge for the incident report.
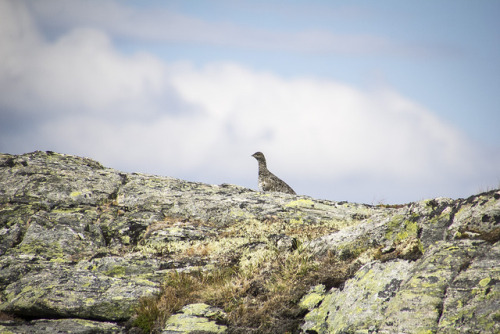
[0,151,498,333]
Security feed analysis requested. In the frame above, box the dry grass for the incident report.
[133,245,355,334]
[133,267,236,332]
[184,243,212,257]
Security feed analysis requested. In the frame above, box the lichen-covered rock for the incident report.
[161,303,227,334]
[0,258,157,321]
[301,201,500,334]
[0,151,499,333]
[299,284,326,311]
[437,240,500,333]
[0,318,124,334]
[301,260,412,333]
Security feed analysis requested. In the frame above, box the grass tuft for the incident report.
[133,245,355,333]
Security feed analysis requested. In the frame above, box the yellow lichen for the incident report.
[286,199,315,208]
[478,277,491,287]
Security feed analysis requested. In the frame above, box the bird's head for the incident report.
[252,152,266,162]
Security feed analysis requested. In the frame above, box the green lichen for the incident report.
[289,217,304,225]
[121,235,131,245]
[18,240,65,259]
[229,208,256,220]
[299,284,326,310]
[478,277,491,287]
[105,266,126,277]
[50,207,83,214]
[0,326,15,334]
[286,199,315,208]
[85,298,96,305]
[182,303,225,319]
[385,215,419,243]
[301,292,335,333]
[164,313,227,333]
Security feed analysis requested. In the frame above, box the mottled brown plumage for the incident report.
[252,152,296,195]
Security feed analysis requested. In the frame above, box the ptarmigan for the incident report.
[252,152,296,195]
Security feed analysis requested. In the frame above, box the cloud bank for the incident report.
[25,0,445,58]
[0,0,498,203]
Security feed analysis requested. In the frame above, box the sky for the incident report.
[1,0,499,204]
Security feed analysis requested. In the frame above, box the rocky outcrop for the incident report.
[0,151,498,333]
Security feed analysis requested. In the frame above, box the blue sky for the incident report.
[1,0,499,204]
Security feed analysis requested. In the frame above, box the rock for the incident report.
[437,240,500,333]
[298,284,326,310]
[301,260,413,333]
[0,259,157,321]
[0,318,124,333]
[0,151,499,333]
[162,303,227,334]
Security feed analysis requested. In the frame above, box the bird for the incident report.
[251,152,296,195]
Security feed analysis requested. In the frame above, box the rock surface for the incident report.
[162,303,227,334]
[0,151,498,333]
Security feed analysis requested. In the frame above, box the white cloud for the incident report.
[166,62,481,182]
[24,0,437,57]
[1,0,497,203]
